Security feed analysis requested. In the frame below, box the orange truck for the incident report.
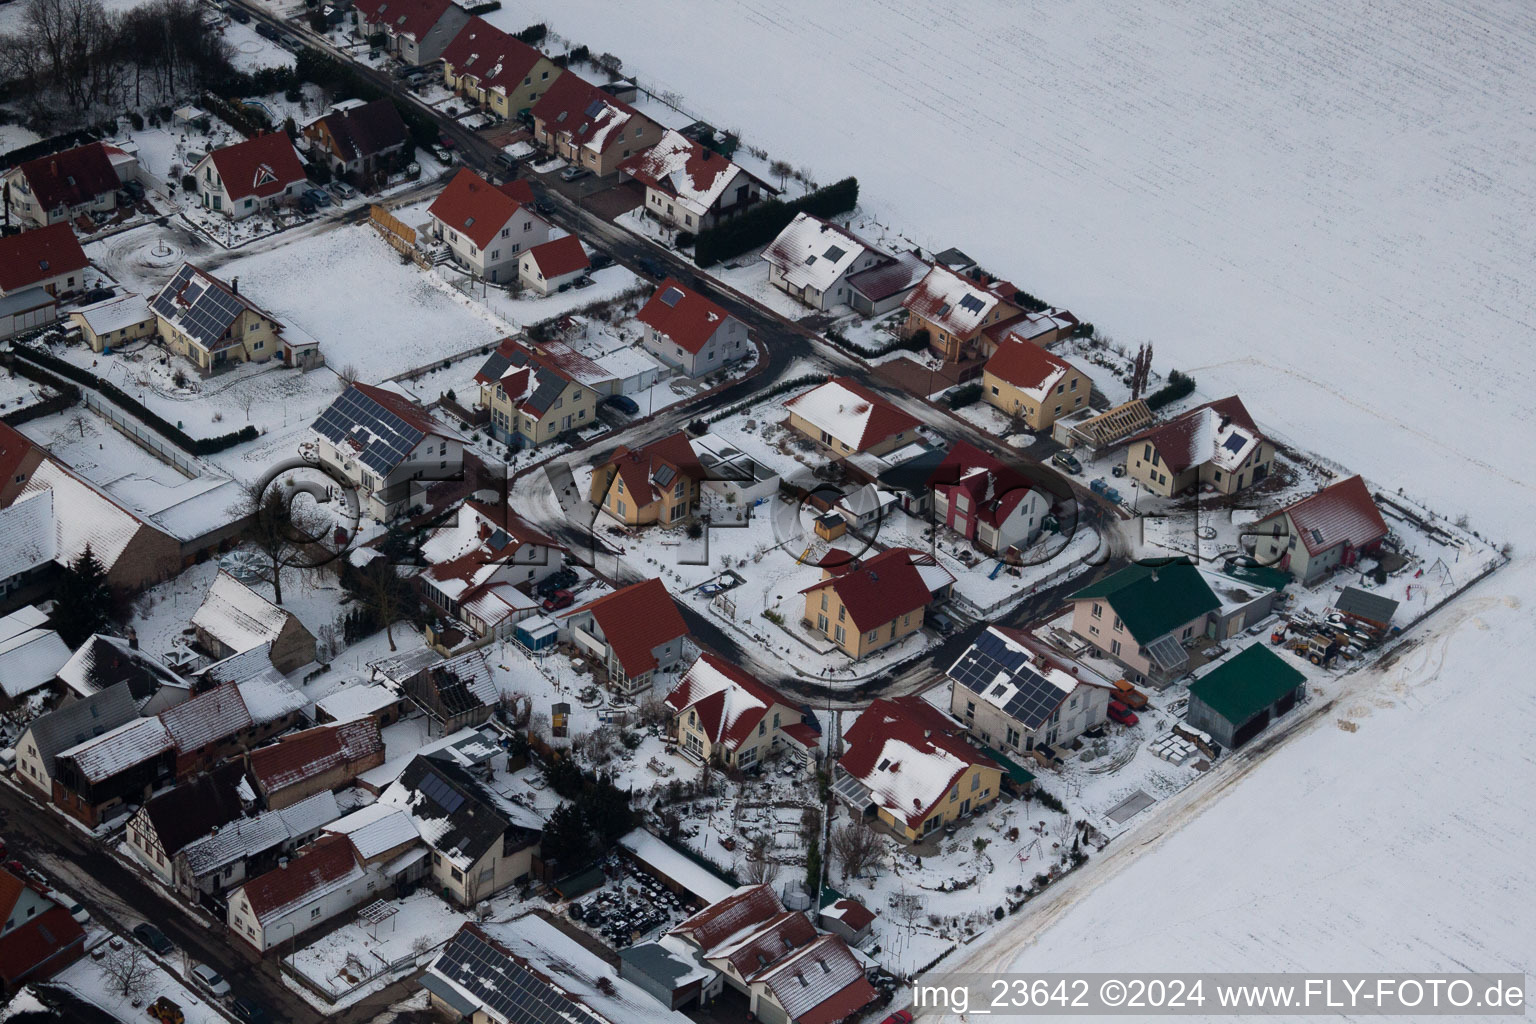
[1111,679,1148,710]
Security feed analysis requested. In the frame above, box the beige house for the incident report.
[149,263,319,373]
[800,547,950,660]
[441,17,562,118]
[1123,396,1273,498]
[902,264,1024,362]
[836,696,1004,842]
[474,337,598,448]
[783,377,921,457]
[589,432,702,527]
[1252,475,1389,584]
[664,652,810,771]
[531,72,659,177]
[982,336,1092,431]
[69,294,155,352]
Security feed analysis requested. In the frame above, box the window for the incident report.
[310,906,322,920]
[1091,602,1103,619]
[451,867,463,882]
[1112,616,1122,631]
[990,385,999,395]
[1110,639,1122,656]
[758,721,766,736]
[971,773,980,791]
[837,606,845,622]
[834,625,845,643]
[820,592,827,610]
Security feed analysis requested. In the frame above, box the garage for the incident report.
[1185,645,1306,750]
[0,288,58,340]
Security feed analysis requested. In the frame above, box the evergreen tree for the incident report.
[805,836,822,897]
[54,544,112,647]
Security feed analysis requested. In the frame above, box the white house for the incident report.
[193,133,307,220]
[517,235,589,295]
[311,383,464,521]
[619,129,772,232]
[426,169,551,284]
[559,578,690,695]
[947,625,1114,753]
[635,278,750,378]
[762,213,890,312]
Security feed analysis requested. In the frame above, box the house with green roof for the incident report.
[1069,559,1220,684]
[1185,644,1306,748]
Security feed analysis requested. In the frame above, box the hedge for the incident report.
[822,324,928,360]
[705,372,826,425]
[1145,369,1195,410]
[0,358,80,426]
[945,383,983,410]
[0,124,115,166]
[693,176,860,268]
[200,92,271,136]
[14,345,259,455]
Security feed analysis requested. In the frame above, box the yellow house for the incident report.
[783,376,921,458]
[837,696,1004,841]
[70,293,156,353]
[474,337,597,448]
[664,652,809,771]
[589,431,702,527]
[441,18,563,120]
[981,335,1092,431]
[148,263,306,374]
[800,547,949,659]
[1123,395,1273,498]
[901,264,1023,362]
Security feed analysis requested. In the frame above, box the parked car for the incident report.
[589,251,613,270]
[190,963,231,997]
[279,34,299,48]
[532,197,555,216]
[1051,451,1083,475]
[559,165,591,182]
[254,21,277,39]
[636,256,666,278]
[572,274,595,289]
[132,923,174,955]
[927,611,955,635]
[123,179,146,202]
[298,194,318,215]
[429,144,452,164]
[147,996,185,1024]
[879,1012,914,1024]
[1111,678,1149,710]
[80,286,115,304]
[602,394,639,415]
[304,187,332,208]
[231,7,249,21]
[535,568,579,597]
[1106,700,1139,726]
[230,997,272,1023]
[48,891,89,924]
[541,589,575,612]
[494,150,518,170]
[328,181,358,201]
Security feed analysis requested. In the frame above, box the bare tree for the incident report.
[235,479,329,606]
[352,556,410,651]
[67,411,89,438]
[769,159,793,191]
[336,363,360,390]
[892,886,924,931]
[743,832,775,885]
[799,805,821,844]
[238,391,256,423]
[100,943,152,1000]
[830,819,881,882]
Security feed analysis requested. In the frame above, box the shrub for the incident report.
[693,177,860,268]
[181,174,196,194]
[569,44,590,64]
[686,522,704,539]
[1012,289,1049,313]
[1033,789,1067,814]
[994,906,1006,921]
[1145,369,1195,410]
[946,383,982,410]
[674,230,695,248]
[515,22,547,43]
[128,111,144,130]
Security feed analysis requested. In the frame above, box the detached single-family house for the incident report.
[312,382,465,521]
[1185,644,1307,749]
[845,251,930,317]
[1122,396,1273,498]
[982,337,1092,431]
[784,377,920,457]
[620,130,772,232]
[193,132,307,220]
[1,141,123,228]
[304,98,409,179]
[247,719,385,809]
[473,337,598,447]
[927,441,1051,556]
[150,263,319,372]
[354,0,470,65]
[667,885,876,1024]
[1252,475,1389,584]
[762,213,889,312]
[589,432,703,527]
[380,754,539,905]
[901,264,1026,362]
[559,578,690,695]
[418,497,565,611]
[636,278,750,377]
[948,626,1113,753]
[125,762,251,886]
[440,17,563,119]
[518,235,589,295]
[0,868,87,992]
[800,547,952,659]
[0,223,90,298]
[664,652,813,771]
[426,169,551,283]
[192,570,317,673]
[69,292,155,352]
[531,72,660,177]
[836,696,1003,842]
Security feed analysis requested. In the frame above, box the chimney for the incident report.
[231,276,240,294]
[127,627,139,650]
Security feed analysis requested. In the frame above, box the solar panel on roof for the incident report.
[653,464,676,487]
[419,769,465,813]
[583,98,605,118]
[958,293,986,314]
[435,930,587,1024]
[659,286,685,306]
[823,244,847,262]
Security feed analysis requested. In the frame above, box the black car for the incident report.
[602,394,639,415]
[131,923,173,955]
[589,252,613,270]
[231,997,272,1024]
[535,568,579,597]
[636,256,666,278]
[254,21,277,39]
[122,180,146,201]
[231,7,249,21]
[532,197,555,216]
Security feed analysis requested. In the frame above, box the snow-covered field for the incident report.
[493,0,1536,993]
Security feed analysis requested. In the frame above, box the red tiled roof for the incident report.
[823,896,875,932]
[1124,395,1261,475]
[560,578,688,677]
[636,278,733,355]
[0,870,23,921]
[524,235,588,279]
[207,133,305,203]
[1271,475,1387,557]
[354,0,455,41]
[672,883,783,951]
[783,377,920,453]
[351,382,442,436]
[0,422,44,497]
[664,652,795,751]
[0,222,89,293]
[838,696,997,829]
[728,911,816,977]
[249,719,383,796]
[0,902,85,987]
[984,336,1076,393]
[16,142,119,213]
[239,833,359,920]
[600,432,701,508]
[799,547,933,633]
[427,168,538,250]
[441,17,548,96]
[753,932,876,1024]
[927,441,1044,529]
[780,721,819,748]
[531,72,645,153]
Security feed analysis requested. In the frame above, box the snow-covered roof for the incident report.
[762,213,883,293]
[0,489,54,584]
[192,571,295,654]
[55,634,181,701]
[238,834,362,924]
[379,754,523,870]
[357,724,501,791]
[783,377,920,453]
[236,672,311,725]
[902,264,1015,339]
[18,460,149,572]
[179,789,342,878]
[157,682,252,753]
[663,653,793,753]
[0,625,71,699]
[69,293,153,337]
[323,802,420,860]
[197,643,277,686]
[620,829,735,904]
[947,626,1093,731]
[837,696,997,829]
[1124,396,1264,476]
[619,130,759,218]
[56,716,172,783]
[753,932,874,1024]
[315,681,402,723]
